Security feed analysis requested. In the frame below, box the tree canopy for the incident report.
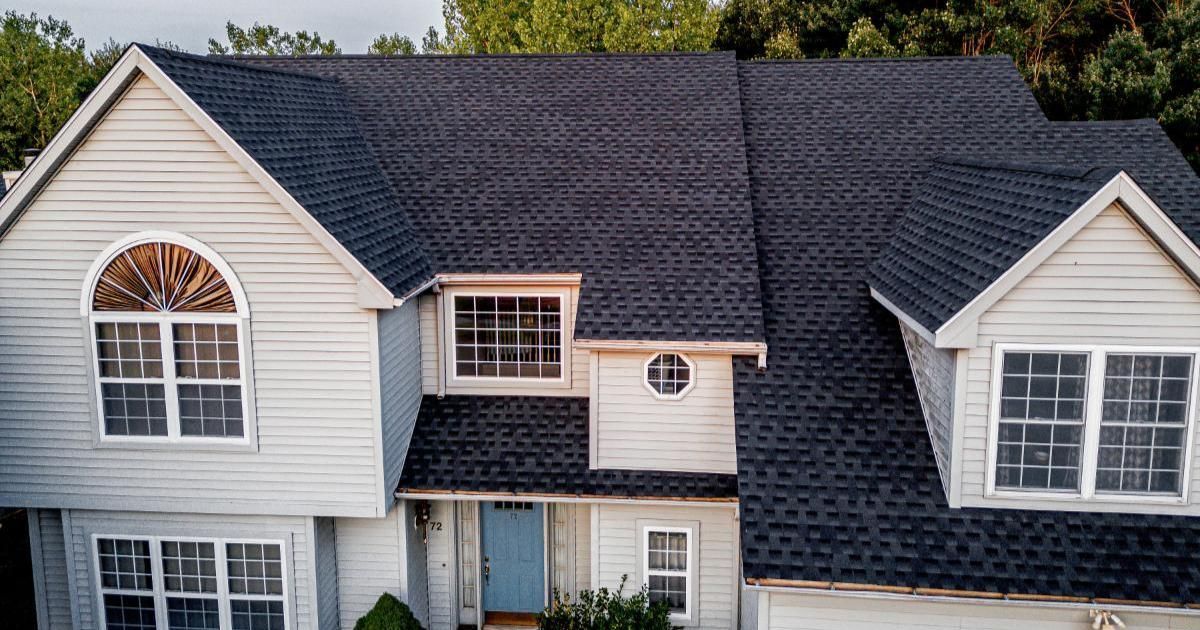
[208,21,341,55]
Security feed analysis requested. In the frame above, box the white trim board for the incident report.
[0,44,397,309]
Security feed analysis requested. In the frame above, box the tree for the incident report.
[208,21,340,55]
[0,11,91,170]
[370,33,418,55]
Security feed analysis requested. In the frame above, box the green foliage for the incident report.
[433,0,721,54]
[353,593,423,630]
[370,33,419,56]
[537,576,676,630]
[208,21,340,55]
[842,17,899,58]
[1082,30,1170,119]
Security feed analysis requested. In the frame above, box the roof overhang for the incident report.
[0,44,396,310]
[872,172,1200,348]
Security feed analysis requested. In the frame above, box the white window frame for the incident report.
[641,525,694,624]
[986,342,1200,504]
[82,232,254,447]
[443,287,571,388]
[643,352,697,401]
[91,534,290,630]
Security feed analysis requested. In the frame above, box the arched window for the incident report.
[86,236,250,442]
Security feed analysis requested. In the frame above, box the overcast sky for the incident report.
[8,0,445,53]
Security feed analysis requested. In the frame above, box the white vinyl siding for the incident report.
[333,509,406,630]
[418,288,589,396]
[759,590,1200,630]
[593,504,737,630]
[899,321,955,496]
[425,501,455,630]
[63,510,310,630]
[378,300,423,499]
[960,203,1200,513]
[0,75,383,516]
[595,352,736,474]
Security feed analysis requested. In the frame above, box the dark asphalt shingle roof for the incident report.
[398,395,739,500]
[869,158,1122,332]
[138,46,433,297]
[735,56,1200,602]
[231,52,766,344]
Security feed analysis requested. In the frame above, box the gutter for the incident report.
[395,488,738,508]
[744,578,1200,616]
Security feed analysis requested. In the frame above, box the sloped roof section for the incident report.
[137,45,432,297]
[869,158,1121,333]
[735,56,1200,603]
[398,395,738,500]
[234,53,765,344]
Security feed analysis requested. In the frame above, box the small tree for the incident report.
[354,593,423,630]
[537,575,676,630]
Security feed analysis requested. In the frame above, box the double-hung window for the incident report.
[642,526,693,621]
[95,536,287,630]
[88,239,249,443]
[991,345,1198,499]
[449,291,566,382]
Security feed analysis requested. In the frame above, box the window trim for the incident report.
[986,342,1200,504]
[443,287,572,389]
[91,533,290,630]
[640,524,695,625]
[643,352,697,401]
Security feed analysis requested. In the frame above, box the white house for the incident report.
[1,43,1200,630]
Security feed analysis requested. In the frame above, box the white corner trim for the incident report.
[934,172,1200,348]
[868,286,937,344]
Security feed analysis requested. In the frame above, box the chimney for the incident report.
[22,148,39,167]
[3,148,39,193]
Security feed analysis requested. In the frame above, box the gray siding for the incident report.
[0,76,382,517]
[64,509,311,629]
[314,517,339,630]
[760,590,1200,630]
[379,300,423,500]
[595,352,737,474]
[898,321,955,496]
[30,509,73,630]
[402,500,430,628]
[961,203,1200,513]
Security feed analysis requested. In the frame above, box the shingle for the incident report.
[398,395,738,499]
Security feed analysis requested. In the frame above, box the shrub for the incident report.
[354,593,423,630]
[537,575,676,630]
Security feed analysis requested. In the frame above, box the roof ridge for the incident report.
[932,156,1117,181]
[226,50,735,61]
[741,54,1013,65]
[133,43,340,84]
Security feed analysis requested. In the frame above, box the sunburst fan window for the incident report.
[93,242,236,313]
[89,238,248,442]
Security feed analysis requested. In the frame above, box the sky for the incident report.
[8,0,445,54]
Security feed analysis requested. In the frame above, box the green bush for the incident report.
[354,593,423,630]
[537,575,676,630]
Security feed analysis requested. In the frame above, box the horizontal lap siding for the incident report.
[335,510,404,629]
[0,77,380,515]
[764,591,1200,630]
[426,501,455,630]
[65,510,312,630]
[594,504,737,629]
[960,204,1200,513]
[899,322,955,496]
[596,352,737,473]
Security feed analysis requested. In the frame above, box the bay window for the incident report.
[990,345,1198,499]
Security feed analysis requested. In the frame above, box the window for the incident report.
[990,345,1198,499]
[95,536,287,630]
[87,238,249,442]
[644,353,696,400]
[450,293,564,380]
[642,527,692,620]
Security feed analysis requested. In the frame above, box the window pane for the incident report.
[178,384,244,438]
[161,541,217,593]
[96,322,163,379]
[174,323,240,379]
[98,538,153,591]
[230,599,286,630]
[647,575,687,614]
[167,597,221,630]
[102,383,168,436]
[1097,353,1191,495]
[994,352,1087,491]
[646,354,693,397]
[227,543,284,596]
[103,594,157,630]
[454,295,563,379]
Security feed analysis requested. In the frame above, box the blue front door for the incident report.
[481,501,545,614]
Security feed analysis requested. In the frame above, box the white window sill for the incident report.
[985,489,1187,506]
[93,437,258,453]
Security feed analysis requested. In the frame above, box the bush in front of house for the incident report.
[354,593,423,630]
[537,575,676,630]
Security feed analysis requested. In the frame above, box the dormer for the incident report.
[870,158,1200,515]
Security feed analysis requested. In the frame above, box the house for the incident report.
[1,42,1200,630]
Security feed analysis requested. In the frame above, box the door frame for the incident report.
[473,500,551,627]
